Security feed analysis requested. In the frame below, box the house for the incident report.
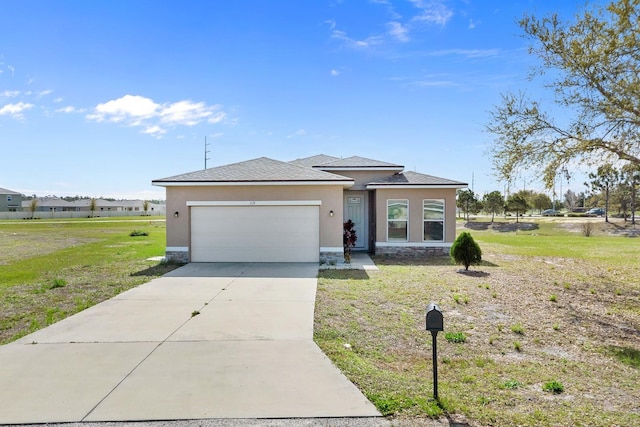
[21,197,75,212]
[152,155,467,263]
[0,187,23,212]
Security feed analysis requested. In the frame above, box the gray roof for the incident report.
[0,187,21,195]
[366,171,467,187]
[21,197,74,208]
[289,154,340,168]
[291,155,403,169]
[153,157,354,184]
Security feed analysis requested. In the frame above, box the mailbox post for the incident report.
[426,303,443,401]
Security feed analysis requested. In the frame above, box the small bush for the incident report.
[445,332,467,343]
[513,341,522,352]
[549,294,557,302]
[450,232,482,271]
[502,379,522,389]
[129,230,149,237]
[511,323,525,335]
[582,222,593,237]
[543,380,565,394]
[50,278,67,289]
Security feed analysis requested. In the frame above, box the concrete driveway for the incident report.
[0,262,380,424]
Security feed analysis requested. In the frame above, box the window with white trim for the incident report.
[423,199,444,241]
[6,195,12,202]
[387,199,408,241]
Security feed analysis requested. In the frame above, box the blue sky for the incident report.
[1,0,590,200]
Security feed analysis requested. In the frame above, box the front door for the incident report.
[344,191,368,251]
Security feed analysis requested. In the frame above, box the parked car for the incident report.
[586,207,606,216]
[541,209,561,216]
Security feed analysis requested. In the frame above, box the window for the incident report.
[6,195,12,202]
[387,199,408,241]
[423,199,444,241]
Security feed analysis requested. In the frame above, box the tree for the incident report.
[482,191,504,222]
[487,0,640,189]
[143,200,150,216]
[29,198,38,219]
[506,192,529,223]
[586,163,619,222]
[564,190,579,212]
[457,189,481,220]
[450,232,482,271]
[620,163,640,223]
[531,192,553,214]
[89,198,97,218]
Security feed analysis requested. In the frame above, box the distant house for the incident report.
[119,199,164,214]
[69,198,122,212]
[21,197,75,212]
[0,187,23,212]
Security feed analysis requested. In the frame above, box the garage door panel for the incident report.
[190,205,319,262]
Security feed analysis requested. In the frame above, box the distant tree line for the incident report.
[457,162,640,224]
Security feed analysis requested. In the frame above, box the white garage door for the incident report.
[190,204,319,262]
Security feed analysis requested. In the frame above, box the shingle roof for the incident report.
[153,157,354,184]
[319,156,404,168]
[291,155,403,169]
[0,187,21,195]
[289,154,340,168]
[366,171,467,187]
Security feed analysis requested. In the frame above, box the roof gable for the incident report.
[289,154,403,170]
[153,157,354,185]
[366,171,467,188]
[289,154,340,168]
[0,187,22,195]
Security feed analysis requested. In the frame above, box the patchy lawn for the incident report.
[314,219,640,427]
[0,218,180,344]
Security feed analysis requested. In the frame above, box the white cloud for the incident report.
[86,94,228,136]
[142,125,166,137]
[56,106,82,113]
[1,90,20,97]
[0,102,34,119]
[330,69,341,77]
[409,0,453,26]
[331,29,383,49]
[53,97,63,103]
[38,89,53,97]
[387,21,409,42]
[287,129,306,138]
[8,65,15,76]
[468,19,476,29]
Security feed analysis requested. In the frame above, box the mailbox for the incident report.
[426,303,443,332]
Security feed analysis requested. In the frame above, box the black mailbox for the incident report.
[426,303,443,332]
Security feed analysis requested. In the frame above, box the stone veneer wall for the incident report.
[375,246,449,258]
[165,250,189,264]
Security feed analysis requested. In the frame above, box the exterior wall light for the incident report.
[174,211,179,218]
[329,210,334,217]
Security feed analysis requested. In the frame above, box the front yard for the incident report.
[314,219,640,426]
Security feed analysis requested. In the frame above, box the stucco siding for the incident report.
[374,188,458,244]
[166,185,344,254]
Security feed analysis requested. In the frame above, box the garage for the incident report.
[189,202,320,262]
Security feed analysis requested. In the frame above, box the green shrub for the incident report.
[502,379,522,389]
[50,278,66,289]
[450,232,482,271]
[543,380,565,394]
[445,332,467,343]
[129,230,149,237]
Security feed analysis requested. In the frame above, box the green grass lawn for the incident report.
[314,218,640,426]
[0,217,178,344]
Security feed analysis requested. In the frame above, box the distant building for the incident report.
[0,187,23,212]
[21,197,75,212]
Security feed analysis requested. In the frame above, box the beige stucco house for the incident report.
[152,155,467,263]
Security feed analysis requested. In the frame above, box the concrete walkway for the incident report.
[0,262,380,424]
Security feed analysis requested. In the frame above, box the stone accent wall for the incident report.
[320,251,343,265]
[165,250,189,264]
[375,246,449,258]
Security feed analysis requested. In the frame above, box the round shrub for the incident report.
[450,231,482,271]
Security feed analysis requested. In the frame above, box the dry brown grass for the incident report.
[314,220,640,426]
